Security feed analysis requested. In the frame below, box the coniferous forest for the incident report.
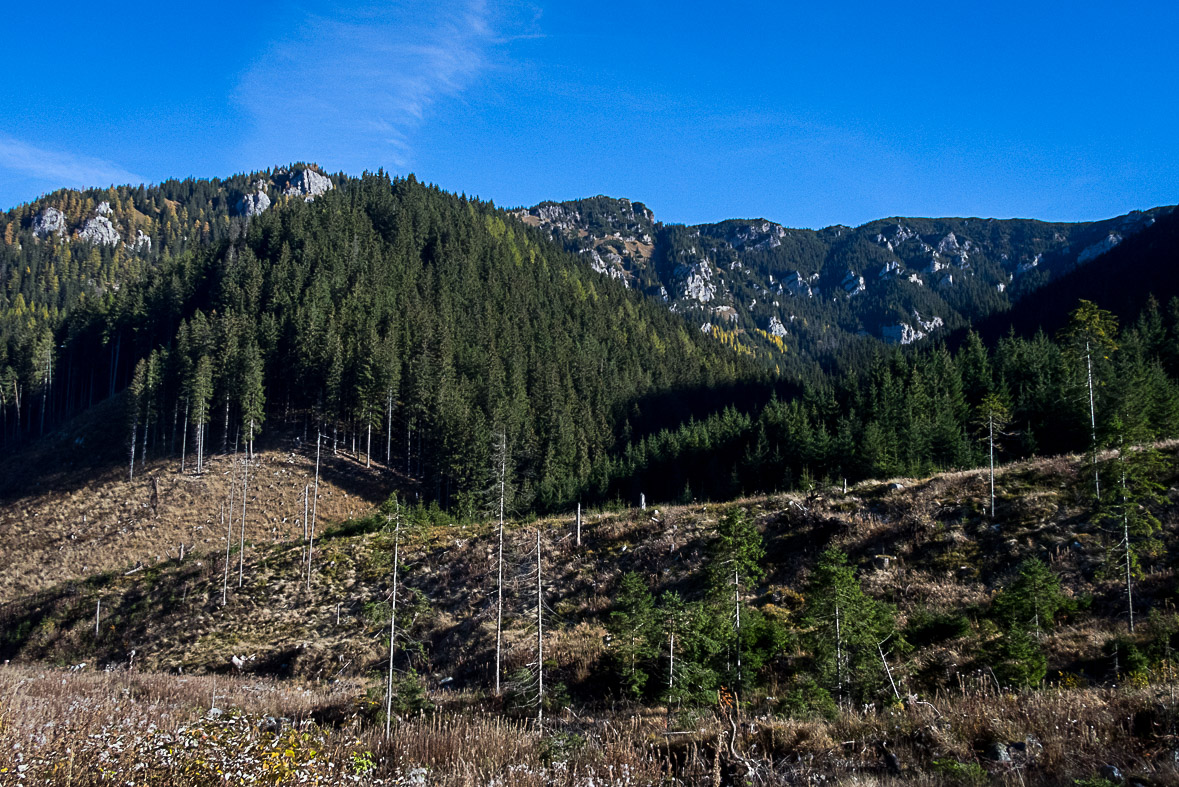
[5,170,1179,515]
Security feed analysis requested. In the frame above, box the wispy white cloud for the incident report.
[0,133,144,190]
[234,0,531,170]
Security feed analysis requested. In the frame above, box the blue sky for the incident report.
[1,1,1176,228]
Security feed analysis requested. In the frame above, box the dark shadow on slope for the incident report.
[948,206,1179,348]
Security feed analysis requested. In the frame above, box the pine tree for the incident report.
[608,572,658,699]
[1059,300,1119,500]
[974,393,1011,519]
[992,557,1066,636]
[1098,423,1168,633]
[127,359,147,481]
[191,355,213,473]
[802,548,899,706]
[240,340,265,458]
[708,508,765,693]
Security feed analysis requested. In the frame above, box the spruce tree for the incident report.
[608,572,658,699]
[802,548,899,706]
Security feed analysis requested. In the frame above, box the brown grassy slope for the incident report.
[0,397,393,598]
[3,445,1177,697]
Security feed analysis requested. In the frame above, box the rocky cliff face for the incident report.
[32,204,130,247]
[514,196,656,288]
[235,168,332,218]
[77,214,120,246]
[281,168,333,200]
[514,195,1173,366]
[32,207,67,239]
[238,189,271,218]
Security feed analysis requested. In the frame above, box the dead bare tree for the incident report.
[221,501,231,606]
[180,398,189,473]
[384,502,401,739]
[495,432,507,697]
[238,451,247,588]
[307,432,321,590]
[536,528,544,726]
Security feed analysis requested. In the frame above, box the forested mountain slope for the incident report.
[1,171,749,515]
[517,196,1173,370]
[3,166,1177,519]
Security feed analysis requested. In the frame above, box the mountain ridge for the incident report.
[514,194,1174,368]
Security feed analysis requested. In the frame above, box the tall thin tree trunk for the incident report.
[308,433,321,589]
[835,603,843,706]
[180,399,189,474]
[385,391,393,467]
[39,356,48,437]
[576,502,581,548]
[989,413,995,519]
[495,435,506,696]
[140,407,149,471]
[385,504,400,738]
[1124,467,1134,633]
[734,567,742,687]
[128,420,137,482]
[221,502,231,606]
[366,421,372,468]
[878,639,901,700]
[668,631,675,694]
[536,528,544,726]
[1087,342,1100,499]
[238,452,248,587]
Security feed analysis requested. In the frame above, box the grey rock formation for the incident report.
[77,215,120,246]
[677,260,716,304]
[841,270,865,296]
[33,207,67,238]
[881,311,943,345]
[725,221,786,250]
[782,271,816,298]
[584,249,629,285]
[283,168,333,200]
[131,229,152,252]
[1078,232,1122,264]
[768,315,787,338]
[1017,253,1042,275]
[238,189,271,218]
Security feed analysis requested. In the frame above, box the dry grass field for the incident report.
[2,663,1179,784]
